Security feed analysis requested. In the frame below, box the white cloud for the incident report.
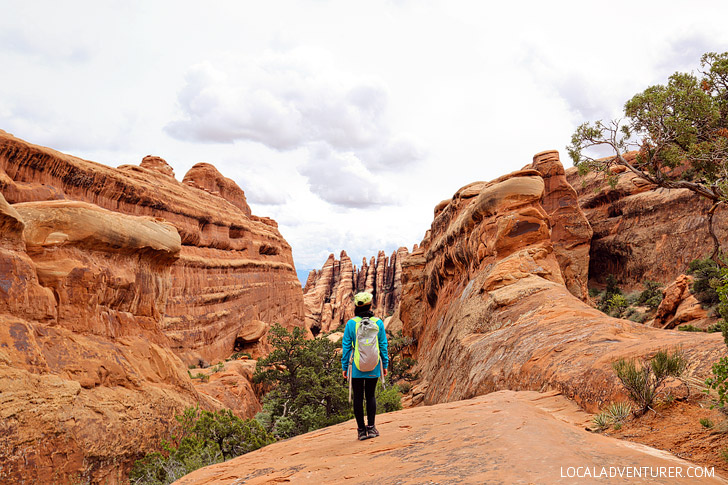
[165,48,423,172]
[299,143,397,208]
[3,0,728,272]
[165,51,373,150]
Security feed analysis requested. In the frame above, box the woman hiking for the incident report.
[341,291,389,441]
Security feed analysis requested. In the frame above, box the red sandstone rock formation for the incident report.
[182,162,252,217]
[650,274,713,330]
[140,155,176,179]
[175,390,723,485]
[0,130,303,365]
[191,359,262,419]
[0,131,302,482]
[397,159,724,410]
[303,247,409,334]
[0,192,212,483]
[565,159,728,290]
[528,150,592,300]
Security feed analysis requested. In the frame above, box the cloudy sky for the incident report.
[2,1,727,277]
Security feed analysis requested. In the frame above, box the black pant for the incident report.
[352,377,377,429]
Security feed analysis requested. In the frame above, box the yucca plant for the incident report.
[591,412,611,431]
[606,402,632,424]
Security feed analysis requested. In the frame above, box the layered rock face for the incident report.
[302,247,408,334]
[0,192,211,483]
[528,150,592,300]
[565,162,728,290]
[0,132,303,482]
[177,390,722,485]
[397,154,724,410]
[0,131,304,364]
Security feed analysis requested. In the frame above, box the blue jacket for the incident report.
[341,316,389,378]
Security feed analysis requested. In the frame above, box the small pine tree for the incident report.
[253,324,352,439]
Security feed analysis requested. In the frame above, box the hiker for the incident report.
[341,291,389,441]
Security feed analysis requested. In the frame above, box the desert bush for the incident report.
[187,371,209,383]
[387,330,419,382]
[591,402,632,432]
[701,418,715,429]
[705,280,728,409]
[598,275,623,314]
[628,312,647,323]
[606,294,628,317]
[678,325,704,332]
[376,382,403,414]
[613,348,686,415]
[606,401,632,424]
[253,324,351,439]
[605,274,622,300]
[129,407,273,485]
[398,381,413,394]
[636,280,663,310]
[721,448,728,463]
[226,352,252,361]
[591,412,611,431]
[688,258,722,306]
[706,357,728,410]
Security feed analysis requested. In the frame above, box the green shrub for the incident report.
[613,348,686,416]
[592,412,611,431]
[721,448,728,463]
[187,371,209,383]
[598,276,623,314]
[678,325,704,332]
[606,294,628,317]
[226,352,252,361]
[628,312,647,323]
[129,407,273,485]
[398,381,413,394]
[591,402,632,432]
[705,272,728,409]
[605,274,622,300]
[588,288,602,298]
[606,401,632,424]
[253,324,351,439]
[706,357,728,410]
[386,330,419,382]
[637,280,663,309]
[376,382,403,414]
[700,418,714,429]
[688,258,722,306]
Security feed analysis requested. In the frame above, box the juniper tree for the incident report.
[253,324,351,438]
[568,52,728,259]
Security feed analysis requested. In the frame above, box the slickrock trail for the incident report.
[175,390,725,485]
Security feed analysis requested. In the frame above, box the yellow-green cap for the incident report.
[354,292,373,307]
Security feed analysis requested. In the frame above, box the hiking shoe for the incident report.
[366,425,379,439]
[357,428,369,441]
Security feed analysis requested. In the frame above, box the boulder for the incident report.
[236,320,269,344]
